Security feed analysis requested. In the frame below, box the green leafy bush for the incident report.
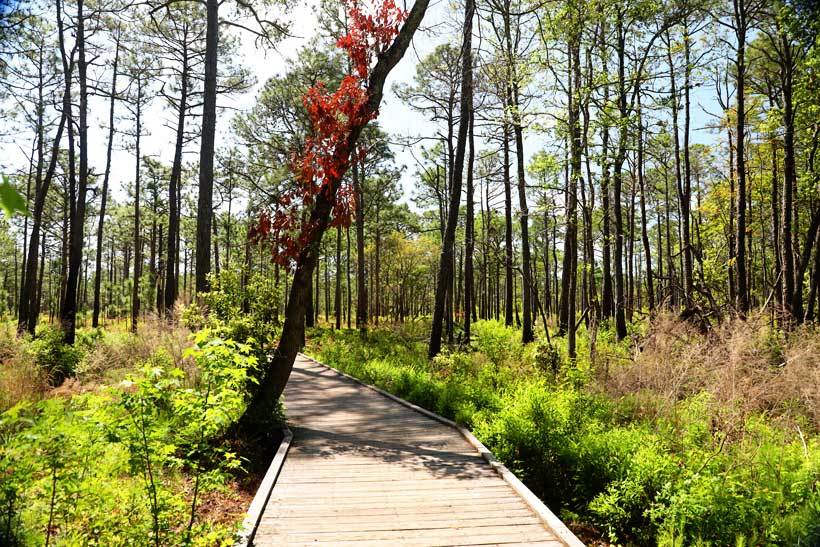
[184,270,281,362]
[27,326,85,385]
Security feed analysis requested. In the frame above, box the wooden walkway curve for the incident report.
[251,354,583,547]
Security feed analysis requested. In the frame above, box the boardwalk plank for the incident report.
[251,355,574,546]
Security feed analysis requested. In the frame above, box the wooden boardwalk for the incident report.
[252,354,581,547]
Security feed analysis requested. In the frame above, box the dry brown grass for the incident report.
[0,323,48,411]
[605,311,820,433]
[79,316,193,384]
[0,317,195,411]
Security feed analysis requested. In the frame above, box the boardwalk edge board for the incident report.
[236,426,293,547]
[299,352,586,547]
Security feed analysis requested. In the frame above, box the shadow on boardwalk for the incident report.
[251,354,574,547]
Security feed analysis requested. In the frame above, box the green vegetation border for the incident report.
[298,353,586,547]
[235,426,293,547]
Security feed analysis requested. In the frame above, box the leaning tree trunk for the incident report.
[238,0,432,435]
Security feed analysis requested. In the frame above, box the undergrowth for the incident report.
[0,270,283,546]
[306,317,820,546]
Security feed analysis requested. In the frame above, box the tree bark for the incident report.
[503,121,514,326]
[733,0,749,313]
[333,224,341,329]
[613,9,628,339]
[599,24,614,320]
[131,76,143,334]
[559,31,581,358]
[353,161,368,332]
[59,0,88,345]
[164,32,190,315]
[682,21,694,302]
[195,0,218,294]
[779,29,798,321]
[464,108,475,342]
[637,88,654,311]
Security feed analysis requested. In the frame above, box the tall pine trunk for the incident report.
[195,0,218,294]
[93,32,120,328]
[464,109,475,342]
[733,0,749,313]
[131,76,143,334]
[164,37,190,315]
[60,0,88,345]
[428,0,473,358]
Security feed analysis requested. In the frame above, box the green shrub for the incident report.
[472,320,521,367]
[27,326,85,385]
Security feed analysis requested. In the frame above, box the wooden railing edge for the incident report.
[235,425,293,547]
[298,352,586,547]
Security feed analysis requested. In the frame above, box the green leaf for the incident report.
[0,175,27,218]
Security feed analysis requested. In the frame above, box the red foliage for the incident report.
[249,0,406,269]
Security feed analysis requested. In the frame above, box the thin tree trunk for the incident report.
[164,36,189,315]
[429,0,473,358]
[559,32,581,359]
[734,0,749,313]
[637,89,654,311]
[58,0,85,346]
[346,225,351,328]
[353,161,367,332]
[682,21,694,302]
[613,9,628,339]
[93,32,120,328]
[131,76,143,334]
[464,108,475,342]
[19,71,69,335]
[502,121,514,326]
[335,224,342,329]
[599,25,614,319]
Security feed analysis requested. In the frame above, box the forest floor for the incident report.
[0,317,274,546]
[305,314,820,546]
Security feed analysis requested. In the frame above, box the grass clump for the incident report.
[306,318,820,546]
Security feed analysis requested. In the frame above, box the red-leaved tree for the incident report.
[239,0,430,435]
[249,0,405,267]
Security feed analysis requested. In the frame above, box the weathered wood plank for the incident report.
[250,354,578,546]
